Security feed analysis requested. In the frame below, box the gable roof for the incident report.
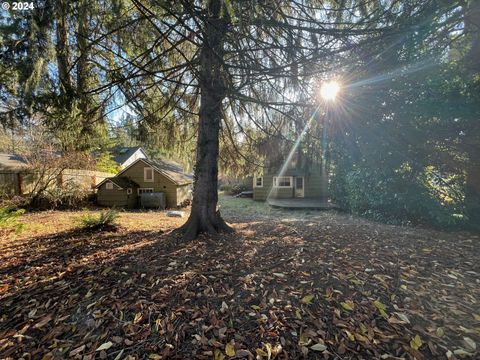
[109,146,146,165]
[118,158,193,186]
[144,158,193,185]
[96,176,139,189]
[0,153,27,170]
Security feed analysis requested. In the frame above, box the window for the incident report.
[144,167,154,182]
[254,176,263,188]
[138,188,154,195]
[273,176,292,188]
[127,188,132,195]
[106,182,114,190]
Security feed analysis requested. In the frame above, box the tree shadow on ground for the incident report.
[1,217,479,359]
[1,228,160,275]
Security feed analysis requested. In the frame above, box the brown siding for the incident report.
[97,182,138,208]
[121,161,179,208]
[253,175,293,200]
[253,175,271,201]
[304,173,328,198]
[176,184,192,205]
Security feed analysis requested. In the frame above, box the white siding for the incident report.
[121,149,148,168]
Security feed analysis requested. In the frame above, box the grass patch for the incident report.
[218,193,274,218]
[218,193,333,221]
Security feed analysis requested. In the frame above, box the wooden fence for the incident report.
[0,169,115,197]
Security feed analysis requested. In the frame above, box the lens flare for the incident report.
[320,81,340,101]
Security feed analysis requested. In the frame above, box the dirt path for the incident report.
[0,207,478,359]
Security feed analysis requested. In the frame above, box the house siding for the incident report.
[304,173,328,198]
[253,172,328,201]
[176,184,192,205]
[97,182,138,208]
[253,175,293,200]
[121,161,179,208]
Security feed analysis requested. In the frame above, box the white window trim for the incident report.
[138,188,154,195]
[273,176,293,188]
[127,188,132,194]
[106,182,114,190]
[254,176,263,188]
[144,167,154,182]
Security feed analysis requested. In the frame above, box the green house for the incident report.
[253,170,328,201]
[252,149,329,202]
[96,158,193,208]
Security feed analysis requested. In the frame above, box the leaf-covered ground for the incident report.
[1,198,479,359]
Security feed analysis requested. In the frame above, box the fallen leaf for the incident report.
[295,309,302,319]
[310,343,327,351]
[256,348,268,356]
[463,337,476,352]
[410,335,423,350]
[395,312,410,324]
[96,342,113,351]
[344,330,355,342]
[34,314,53,329]
[225,343,236,357]
[220,301,229,313]
[133,312,142,324]
[214,348,225,360]
[102,267,112,275]
[265,342,272,359]
[453,348,474,356]
[69,345,85,357]
[148,354,162,360]
[341,301,354,311]
[114,350,124,360]
[373,299,388,318]
[355,333,367,342]
[301,294,314,305]
[436,327,444,337]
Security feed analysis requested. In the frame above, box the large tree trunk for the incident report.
[465,158,480,227]
[463,0,480,228]
[179,0,233,241]
[55,0,73,102]
[76,0,88,108]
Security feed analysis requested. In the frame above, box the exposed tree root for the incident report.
[178,210,234,241]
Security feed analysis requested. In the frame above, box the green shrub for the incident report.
[332,167,464,228]
[96,152,121,174]
[76,208,119,230]
[0,207,25,234]
[230,183,250,195]
[218,184,232,193]
[219,179,252,195]
[39,182,91,209]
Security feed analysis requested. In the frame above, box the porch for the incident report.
[266,197,339,210]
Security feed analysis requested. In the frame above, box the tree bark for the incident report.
[55,0,73,102]
[179,0,233,240]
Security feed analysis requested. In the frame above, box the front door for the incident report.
[294,177,304,198]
